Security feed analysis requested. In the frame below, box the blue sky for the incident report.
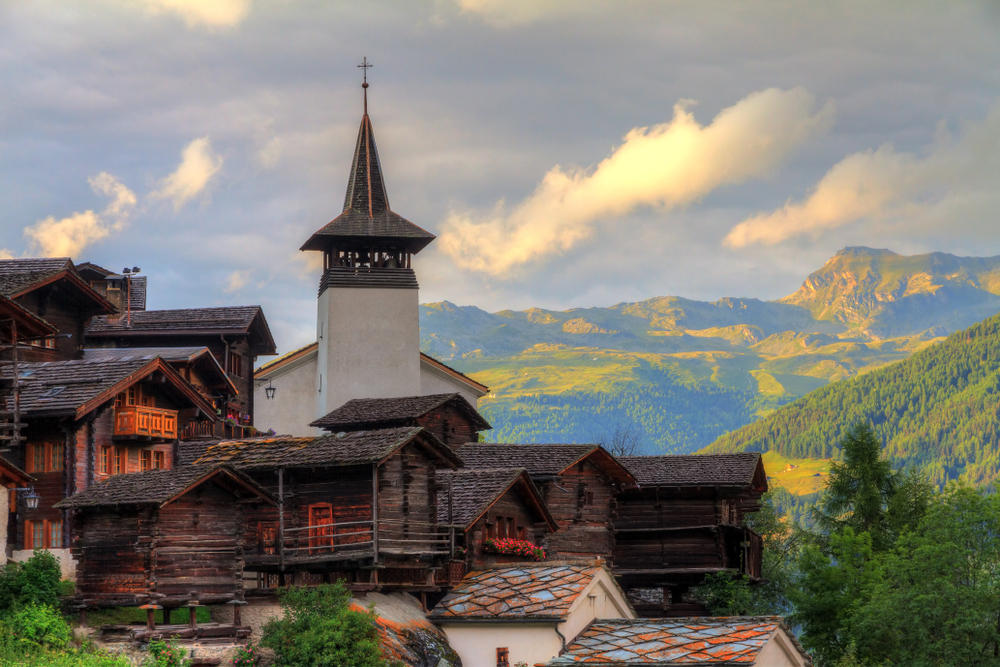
[2,1,999,353]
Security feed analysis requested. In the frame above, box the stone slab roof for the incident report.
[548,617,804,665]
[54,465,270,509]
[311,393,490,431]
[83,346,213,362]
[429,564,600,620]
[193,427,460,470]
[618,454,763,488]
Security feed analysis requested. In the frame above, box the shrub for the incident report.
[144,639,190,667]
[0,551,63,612]
[0,604,71,650]
[261,582,387,666]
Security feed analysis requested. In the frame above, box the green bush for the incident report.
[232,642,262,666]
[0,551,63,612]
[0,604,71,650]
[261,582,387,666]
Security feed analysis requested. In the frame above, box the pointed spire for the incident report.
[299,60,435,255]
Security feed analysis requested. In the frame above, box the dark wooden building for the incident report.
[191,426,463,591]
[0,258,116,362]
[5,356,219,556]
[310,393,490,448]
[615,453,767,617]
[85,306,277,428]
[55,465,273,608]
[455,443,636,563]
[436,467,556,574]
[75,262,147,314]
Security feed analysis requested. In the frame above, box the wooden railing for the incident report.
[114,406,177,439]
[180,420,255,441]
[249,518,452,564]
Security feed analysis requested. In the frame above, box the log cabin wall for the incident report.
[71,506,147,604]
[152,483,245,603]
[92,406,175,484]
[415,405,479,448]
[377,442,438,557]
[539,459,618,562]
[14,285,91,361]
[13,420,70,550]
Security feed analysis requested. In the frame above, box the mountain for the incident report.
[419,247,1000,456]
[704,310,1000,488]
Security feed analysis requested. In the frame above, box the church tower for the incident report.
[300,66,435,419]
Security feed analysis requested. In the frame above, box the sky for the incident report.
[2,1,999,354]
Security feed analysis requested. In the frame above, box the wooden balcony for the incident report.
[114,406,178,440]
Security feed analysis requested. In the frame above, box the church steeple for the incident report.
[300,63,435,262]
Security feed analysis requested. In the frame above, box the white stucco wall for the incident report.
[754,628,810,666]
[561,570,637,643]
[419,361,482,409]
[317,287,421,419]
[11,548,76,580]
[440,622,563,667]
[253,351,322,436]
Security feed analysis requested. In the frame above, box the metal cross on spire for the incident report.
[358,57,372,113]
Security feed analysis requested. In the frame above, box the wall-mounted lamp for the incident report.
[14,487,39,510]
[264,380,276,400]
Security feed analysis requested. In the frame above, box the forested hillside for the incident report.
[421,247,1000,456]
[706,311,1000,486]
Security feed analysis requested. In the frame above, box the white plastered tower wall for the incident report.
[316,286,421,419]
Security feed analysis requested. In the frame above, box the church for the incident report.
[252,77,486,436]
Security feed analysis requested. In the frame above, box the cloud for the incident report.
[23,172,136,257]
[724,103,1000,248]
[452,0,587,26]
[224,269,250,293]
[139,0,251,29]
[438,87,833,276]
[150,137,223,210]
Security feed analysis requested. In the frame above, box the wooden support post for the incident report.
[278,467,285,572]
[227,599,247,627]
[140,604,161,631]
[371,464,379,564]
[187,604,199,630]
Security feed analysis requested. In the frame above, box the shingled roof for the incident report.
[619,454,766,489]
[193,427,461,470]
[82,346,236,394]
[429,564,603,620]
[300,96,435,254]
[456,443,635,487]
[0,294,57,339]
[54,465,272,509]
[86,306,276,354]
[311,393,490,432]
[548,617,809,665]
[0,258,115,312]
[436,468,556,530]
[1,357,216,418]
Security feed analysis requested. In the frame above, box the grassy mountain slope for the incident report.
[705,311,1000,487]
[420,247,1000,457]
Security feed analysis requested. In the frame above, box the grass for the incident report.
[84,605,211,627]
[762,450,831,496]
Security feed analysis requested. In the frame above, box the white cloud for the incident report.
[724,103,1000,248]
[139,0,251,29]
[438,87,833,276]
[151,137,223,210]
[224,269,250,293]
[23,172,136,257]
[452,0,587,26]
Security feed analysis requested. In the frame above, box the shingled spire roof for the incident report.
[300,79,435,254]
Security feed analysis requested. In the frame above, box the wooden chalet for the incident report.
[190,427,463,591]
[0,258,116,362]
[83,347,241,439]
[310,393,491,447]
[4,356,219,559]
[55,465,273,608]
[86,306,277,429]
[75,262,147,314]
[455,443,636,562]
[436,467,557,574]
[0,293,59,449]
[615,453,767,617]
